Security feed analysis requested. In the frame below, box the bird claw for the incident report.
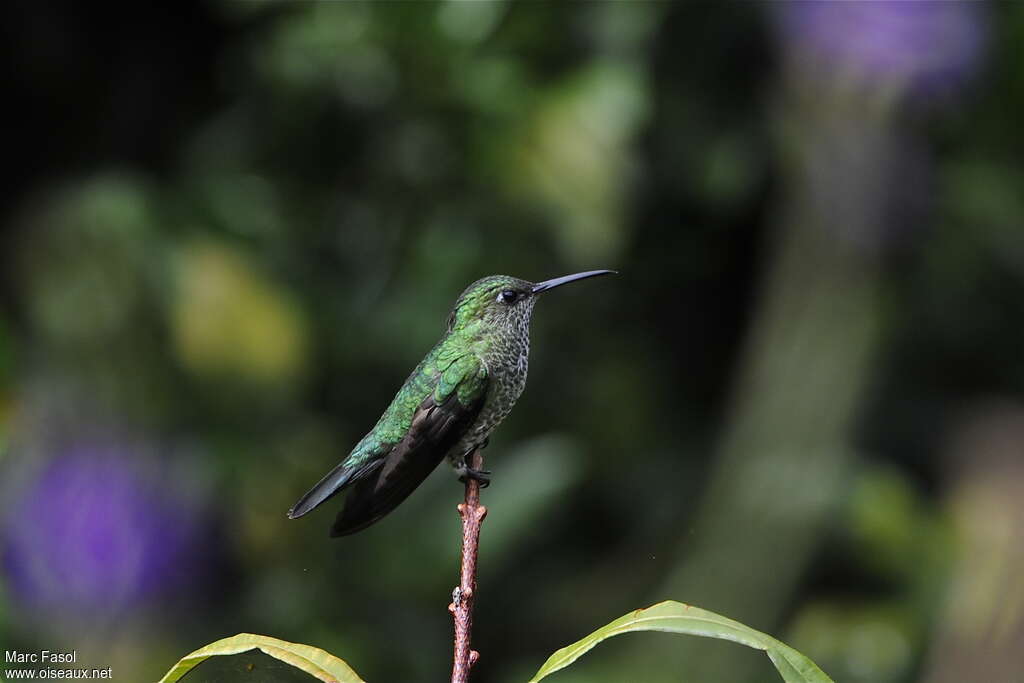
[456,444,492,487]
[457,465,492,488]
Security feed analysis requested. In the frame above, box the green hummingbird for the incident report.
[288,270,615,536]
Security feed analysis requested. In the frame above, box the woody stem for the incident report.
[450,448,486,683]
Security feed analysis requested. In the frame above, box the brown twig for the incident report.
[449,448,487,683]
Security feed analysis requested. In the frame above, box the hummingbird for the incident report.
[288,269,615,537]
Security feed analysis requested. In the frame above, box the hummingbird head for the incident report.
[446,270,616,338]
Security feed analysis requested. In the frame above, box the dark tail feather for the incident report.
[288,460,380,519]
[330,448,445,537]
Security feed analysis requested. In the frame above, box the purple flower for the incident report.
[2,447,206,614]
[777,1,988,100]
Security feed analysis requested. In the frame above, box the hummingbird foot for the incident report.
[456,464,492,488]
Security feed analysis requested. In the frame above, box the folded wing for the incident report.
[329,353,488,537]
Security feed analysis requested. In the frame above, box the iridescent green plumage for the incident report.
[288,270,614,537]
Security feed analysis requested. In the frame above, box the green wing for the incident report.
[327,352,488,536]
[433,351,488,410]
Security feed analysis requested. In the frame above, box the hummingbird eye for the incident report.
[497,289,519,304]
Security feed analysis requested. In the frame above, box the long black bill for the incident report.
[531,269,617,294]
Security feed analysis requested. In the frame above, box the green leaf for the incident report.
[156,633,365,683]
[528,600,834,683]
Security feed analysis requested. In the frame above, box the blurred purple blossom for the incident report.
[2,446,207,613]
[777,1,988,99]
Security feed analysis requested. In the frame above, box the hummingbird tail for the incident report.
[287,459,382,519]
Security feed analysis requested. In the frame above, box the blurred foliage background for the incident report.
[1,2,1022,682]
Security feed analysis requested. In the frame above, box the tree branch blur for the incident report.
[450,448,486,683]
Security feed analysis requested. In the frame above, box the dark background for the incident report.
[1,3,1022,682]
